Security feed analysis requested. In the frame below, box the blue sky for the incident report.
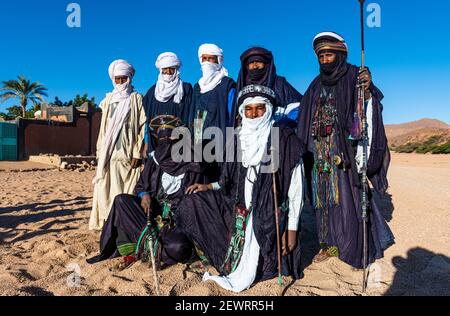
[1,0,449,124]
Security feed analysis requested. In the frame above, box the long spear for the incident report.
[358,0,369,293]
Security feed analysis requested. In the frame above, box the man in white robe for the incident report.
[89,59,147,231]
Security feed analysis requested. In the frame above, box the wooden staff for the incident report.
[270,145,283,295]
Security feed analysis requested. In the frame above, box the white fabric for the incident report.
[356,98,374,173]
[287,163,305,231]
[313,31,348,50]
[238,96,274,168]
[198,43,228,94]
[152,152,185,195]
[211,182,221,191]
[161,172,185,195]
[93,60,135,184]
[203,165,261,292]
[108,59,136,79]
[90,92,146,231]
[284,102,301,116]
[155,52,181,69]
[154,52,184,104]
[274,102,300,121]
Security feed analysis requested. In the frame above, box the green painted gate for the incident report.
[0,122,18,161]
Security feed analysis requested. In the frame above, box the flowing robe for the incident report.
[89,92,146,231]
[297,64,395,268]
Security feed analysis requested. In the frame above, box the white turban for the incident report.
[238,96,274,168]
[108,59,135,81]
[154,52,184,104]
[197,43,228,94]
[198,44,224,65]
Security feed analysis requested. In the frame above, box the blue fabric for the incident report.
[287,107,299,121]
[144,122,150,145]
[192,77,236,134]
[138,191,148,199]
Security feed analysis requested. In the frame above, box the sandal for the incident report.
[313,246,339,263]
[185,259,211,274]
[313,250,332,263]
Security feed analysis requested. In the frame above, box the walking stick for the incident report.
[146,208,161,296]
[270,145,283,296]
[358,0,370,293]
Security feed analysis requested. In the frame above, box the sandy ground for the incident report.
[0,153,449,296]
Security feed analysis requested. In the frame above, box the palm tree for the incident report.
[0,75,48,118]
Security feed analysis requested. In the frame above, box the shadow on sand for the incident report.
[0,197,91,244]
[0,197,91,215]
[384,247,450,296]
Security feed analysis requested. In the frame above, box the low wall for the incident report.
[17,111,101,160]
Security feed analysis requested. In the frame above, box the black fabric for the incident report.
[87,194,195,265]
[319,52,350,87]
[239,47,275,88]
[87,139,206,266]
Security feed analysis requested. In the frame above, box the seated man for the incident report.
[87,115,205,271]
[175,85,306,293]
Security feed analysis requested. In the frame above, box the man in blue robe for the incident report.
[143,52,194,155]
[192,43,236,182]
[297,32,395,268]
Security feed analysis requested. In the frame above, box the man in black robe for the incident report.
[297,32,395,269]
[192,43,236,182]
[143,52,194,155]
[233,47,303,126]
[175,85,305,293]
[87,115,205,271]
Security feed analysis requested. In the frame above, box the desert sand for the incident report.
[0,153,449,296]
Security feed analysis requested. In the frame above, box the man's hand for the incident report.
[141,194,151,214]
[358,67,373,100]
[142,144,149,159]
[185,183,211,195]
[131,158,142,169]
[282,230,298,256]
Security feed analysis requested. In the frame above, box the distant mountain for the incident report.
[386,119,450,154]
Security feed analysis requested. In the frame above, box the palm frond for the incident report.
[0,92,19,102]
